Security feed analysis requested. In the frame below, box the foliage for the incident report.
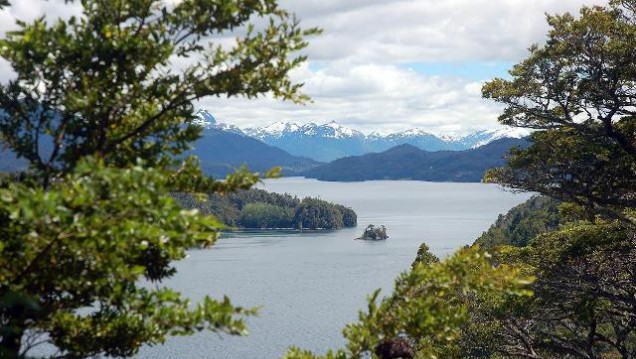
[175,188,357,230]
[0,159,257,358]
[0,0,317,357]
[411,243,439,268]
[484,130,636,220]
[0,0,318,184]
[283,247,533,359]
[475,195,562,248]
[482,0,636,218]
[452,222,636,359]
[520,222,636,358]
[294,197,357,230]
[239,203,295,229]
[357,225,388,241]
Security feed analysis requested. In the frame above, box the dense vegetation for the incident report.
[475,196,562,248]
[174,189,357,230]
[303,138,528,182]
[357,225,388,240]
[0,0,318,357]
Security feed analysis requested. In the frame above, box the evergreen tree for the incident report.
[0,0,317,357]
[483,0,636,219]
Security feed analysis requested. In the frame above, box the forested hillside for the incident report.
[174,188,357,230]
[474,196,562,248]
[303,137,528,182]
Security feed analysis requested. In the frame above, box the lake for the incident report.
[137,178,533,358]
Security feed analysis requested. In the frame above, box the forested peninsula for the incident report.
[474,195,562,248]
[174,188,357,230]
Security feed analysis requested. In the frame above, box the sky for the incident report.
[0,0,607,135]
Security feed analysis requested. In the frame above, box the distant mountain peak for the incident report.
[461,127,531,148]
[245,120,363,140]
[390,128,437,138]
[194,109,246,135]
[244,121,302,138]
[385,143,421,153]
[438,133,462,142]
[193,109,216,128]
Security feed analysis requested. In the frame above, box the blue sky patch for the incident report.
[402,61,515,81]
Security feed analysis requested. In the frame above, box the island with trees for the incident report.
[175,188,357,230]
[356,224,388,240]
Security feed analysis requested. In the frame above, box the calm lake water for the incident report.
[137,178,532,359]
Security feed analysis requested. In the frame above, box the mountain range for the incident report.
[303,137,530,182]
[188,127,320,178]
[196,110,530,162]
[0,110,530,182]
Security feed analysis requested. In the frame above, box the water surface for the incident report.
[138,178,532,358]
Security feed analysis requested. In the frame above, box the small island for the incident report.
[357,224,388,240]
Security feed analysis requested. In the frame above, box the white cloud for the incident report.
[195,0,608,134]
[0,0,83,82]
[197,61,504,135]
[0,0,611,133]
[283,0,608,63]
[0,0,82,33]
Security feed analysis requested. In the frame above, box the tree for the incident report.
[357,224,388,240]
[453,223,636,359]
[0,160,258,358]
[515,222,636,358]
[0,0,318,184]
[0,0,317,357]
[472,2,636,358]
[284,247,533,359]
[482,0,636,219]
[411,243,439,268]
[239,202,295,228]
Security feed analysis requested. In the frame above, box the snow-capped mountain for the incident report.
[241,121,530,161]
[455,127,531,149]
[192,109,217,128]
[194,110,531,162]
[194,109,244,135]
[242,121,366,162]
[243,122,301,138]
[244,120,365,140]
